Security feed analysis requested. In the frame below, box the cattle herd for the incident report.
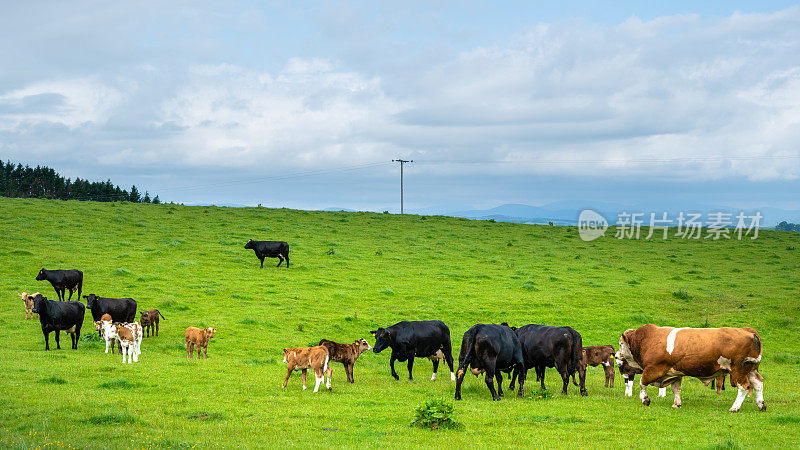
[20,239,766,413]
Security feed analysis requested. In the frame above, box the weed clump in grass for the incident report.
[238,318,259,325]
[673,289,692,300]
[113,268,131,276]
[379,288,395,295]
[410,398,462,430]
[85,412,139,425]
[187,411,226,421]
[97,378,143,389]
[528,389,555,400]
[37,376,67,385]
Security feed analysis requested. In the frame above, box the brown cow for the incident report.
[140,309,165,337]
[616,324,764,411]
[283,345,333,392]
[318,338,371,383]
[185,326,216,358]
[571,345,616,388]
[19,292,40,319]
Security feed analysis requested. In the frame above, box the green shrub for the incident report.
[673,289,692,300]
[410,398,462,430]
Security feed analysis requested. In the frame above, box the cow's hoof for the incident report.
[517,392,524,398]
[672,404,681,409]
[729,408,739,413]
[581,390,588,397]
[392,375,399,381]
[758,402,766,411]
[454,395,461,401]
[302,386,307,390]
[327,387,332,391]
[642,397,651,406]
[492,396,501,401]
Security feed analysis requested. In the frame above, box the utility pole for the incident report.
[392,158,413,214]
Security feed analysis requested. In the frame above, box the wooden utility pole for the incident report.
[392,159,413,214]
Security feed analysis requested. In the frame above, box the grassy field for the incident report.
[0,196,798,449]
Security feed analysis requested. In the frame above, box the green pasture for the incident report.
[0,197,798,448]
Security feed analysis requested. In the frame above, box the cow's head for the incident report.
[35,269,46,281]
[500,322,517,331]
[354,338,372,354]
[140,311,150,325]
[282,348,290,364]
[370,328,391,353]
[83,294,98,309]
[31,294,47,314]
[244,239,255,250]
[615,328,640,369]
[204,327,216,339]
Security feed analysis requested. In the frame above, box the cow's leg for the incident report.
[639,383,650,406]
[325,364,333,390]
[346,363,354,383]
[199,345,204,358]
[559,367,570,395]
[284,254,289,267]
[155,321,159,337]
[313,367,324,393]
[187,342,193,358]
[748,371,766,411]
[536,366,546,390]
[730,385,749,412]
[671,378,682,408]
[658,387,667,397]
[508,369,517,390]
[277,256,283,267]
[623,374,635,396]
[259,257,264,268]
[105,338,110,354]
[283,367,293,388]
[604,364,614,388]
[571,372,578,386]
[301,369,308,390]
[495,372,504,397]
[484,361,500,401]
[55,330,61,350]
[640,366,669,405]
[442,341,456,381]
[44,331,50,350]
[515,364,526,398]
[454,366,466,400]
[389,351,399,380]
[578,362,588,396]
[431,358,440,381]
[407,356,415,381]
[67,288,73,301]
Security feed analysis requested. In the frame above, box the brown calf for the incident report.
[318,338,371,383]
[283,346,333,392]
[140,309,165,337]
[185,326,216,358]
[19,292,40,319]
[571,345,616,388]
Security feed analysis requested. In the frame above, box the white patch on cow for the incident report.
[666,327,688,355]
[65,325,76,333]
[450,372,456,382]
[602,361,611,367]
[658,387,667,397]
[743,354,762,364]
[639,384,649,404]
[625,380,633,396]
[313,375,324,393]
[730,386,748,412]
[617,341,641,370]
[671,379,682,408]
[748,371,765,410]
[302,385,307,390]
[431,372,437,381]
[717,356,732,370]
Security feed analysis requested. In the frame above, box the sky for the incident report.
[1,1,800,213]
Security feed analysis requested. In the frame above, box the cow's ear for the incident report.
[369,330,377,336]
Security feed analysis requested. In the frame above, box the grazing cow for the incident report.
[31,294,85,350]
[19,292,40,319]
[616,324,765,411]
[506,324,587,396]
[318,338,372,383]
[35,269,83,301]
[185,326,216,358]
[282,345,333,392]
[244,239,290,268]
[454,323,526,401]
[571,345,616,388]
[83,294,137,323]
[371,320,456,382]
[140,309,165,337]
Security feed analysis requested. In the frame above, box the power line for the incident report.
[417,155,800,165]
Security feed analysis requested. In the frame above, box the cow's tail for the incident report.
[570,329,583,375]
[158,310,166,320]
[456,326,478,378]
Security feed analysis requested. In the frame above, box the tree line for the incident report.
[775,221,800,232]
[0,160,160,203]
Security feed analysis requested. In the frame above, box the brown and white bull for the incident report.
[616,324,765,412]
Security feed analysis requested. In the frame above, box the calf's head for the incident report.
[35,269,46,281]
[140,311,151,325]
[370,328,391,353]
[244,239,255,250]
[204,327,216,339]
[354,338,372,354]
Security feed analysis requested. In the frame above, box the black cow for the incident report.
[371,320,455,381]
[31,294,85,350]
[244,239,290,268]
[454,323,526,401]
[83,294,137,323]
[35,269,83,301]
[506,324,587,396]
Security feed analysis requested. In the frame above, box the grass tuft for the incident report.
[97,378,143,389]
[37,376,67,385]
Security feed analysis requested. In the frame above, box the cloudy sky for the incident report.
[2,1,799,213]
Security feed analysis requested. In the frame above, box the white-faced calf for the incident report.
[318,338,371,383]
[19,292,39,319]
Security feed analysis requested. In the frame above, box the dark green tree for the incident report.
[129,185,141,203]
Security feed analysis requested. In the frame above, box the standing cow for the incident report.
[454,323,526,401]
[507,324,587,396]
[83,294,137,323]
[616,324,765,411]
[31,294,85,350]
[371,320,456,382]
[140,309,165,337]
[35,269,83,301]
[572,345,616,388]
[244,239,290,268]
